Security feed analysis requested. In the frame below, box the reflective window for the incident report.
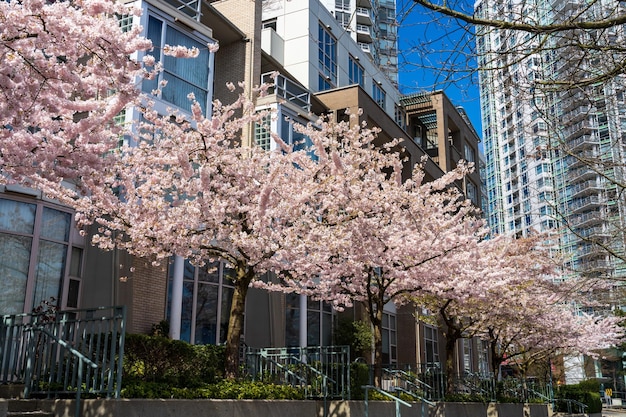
[167,259,235,345]
[285,293,333,347]
[0,197,78,314]
[318,23,337,90]
[348,56,364,87]
[143,13,213,114]
[373,83,386,108]
[382,312,397,365]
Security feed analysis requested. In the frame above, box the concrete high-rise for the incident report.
[475,0,626,286]
[317,0,399,86]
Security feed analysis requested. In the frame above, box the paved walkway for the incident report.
[603,408,626,417]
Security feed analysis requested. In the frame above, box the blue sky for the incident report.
[395,0,483,135]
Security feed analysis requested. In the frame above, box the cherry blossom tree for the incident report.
[262,115,487,386]
[0,0,151,197]
[75,84,350,378]
[414,234,622,391]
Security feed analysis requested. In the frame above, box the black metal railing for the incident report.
[1,306,126,415]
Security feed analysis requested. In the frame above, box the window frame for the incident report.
[141,8,215,116]
[318,23,337,90]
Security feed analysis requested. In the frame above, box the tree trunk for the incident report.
[370,307,384,387]
[443,332,458,396]
[224,268,251,379]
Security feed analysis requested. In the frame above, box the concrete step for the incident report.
[7,400,53,417]
[0,385,25,399]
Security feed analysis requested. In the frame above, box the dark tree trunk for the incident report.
[224,267,252,379]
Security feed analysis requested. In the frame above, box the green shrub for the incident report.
[554,380,602,414]
[123,333,225,386]
[349,362,371,400]
[120,380,305,399]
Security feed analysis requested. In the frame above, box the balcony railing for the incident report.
[262,72,311,112]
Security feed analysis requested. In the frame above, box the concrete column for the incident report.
[169,255,184,340]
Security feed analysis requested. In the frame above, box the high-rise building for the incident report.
[475,0,626,385]
[317,0,399,86]
[475,0,626,288]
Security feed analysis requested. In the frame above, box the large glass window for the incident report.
[318,23,337,90]
[143,13,213,114]
[373,83,386,108]
[348,56,364,87]
[424,325,440,364]
[0,197,78,314]
[382,312,397,365]
[285,293,333,347]
[167,259,234,345]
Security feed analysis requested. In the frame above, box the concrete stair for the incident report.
[6,400,53,417]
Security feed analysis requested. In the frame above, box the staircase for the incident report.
[5,400,53,417]
[0,385,52,417]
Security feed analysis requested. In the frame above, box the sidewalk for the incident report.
[604,408,626,417]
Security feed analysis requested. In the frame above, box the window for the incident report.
[348,56,364,87]
[466,181,478,205]
[318,23,337,90]
[167,259,235,345]
[143,13,213,114]
[0,196,81,314]
[335,11,351,29]
[285,293,333,347]
[394,105,405,130]
[382,312,397,364]
[335,0,350,11]
[262,18,277,31]
[372,83,386,108]
[478,340,489,375]
[464,143,476,163]
[254,114,272,151]
[462,339,473,373]
[424,325,439,364]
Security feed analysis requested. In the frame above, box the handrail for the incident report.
[25,325,98,417]
[554,398,588,415]
[362,385,411,417]
[258,352,308,386]
[1,306,126,414]
[384,368,433,390]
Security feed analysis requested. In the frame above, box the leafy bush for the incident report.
[554,380,602,414]
[444,392,490,403]
[123,333,225,386]
[120,380,305,399]
[349,362,371,400]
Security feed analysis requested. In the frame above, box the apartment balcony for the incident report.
[357,0,373,7]
[562,119,595,141]
[567,166,597,183]
[567,134,599,151]
[358,42,373,57]
[261,72,311,112]
[560,91,588,112]
[356,7,373,26]
[579,259,613,274]
[577,225,610,240]
[577,244,606,259]
[569,179,602,198]
[553,0,581,14]
[569,211,604,228]
[560,105,592,125]
[568,195,605,213]
[567,150,599,169]
[356,24,373,43]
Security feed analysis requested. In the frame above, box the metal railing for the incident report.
[245,345,350,399]
[362,385,412,417]
[554,398,588,415]
[1,306,126,408]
